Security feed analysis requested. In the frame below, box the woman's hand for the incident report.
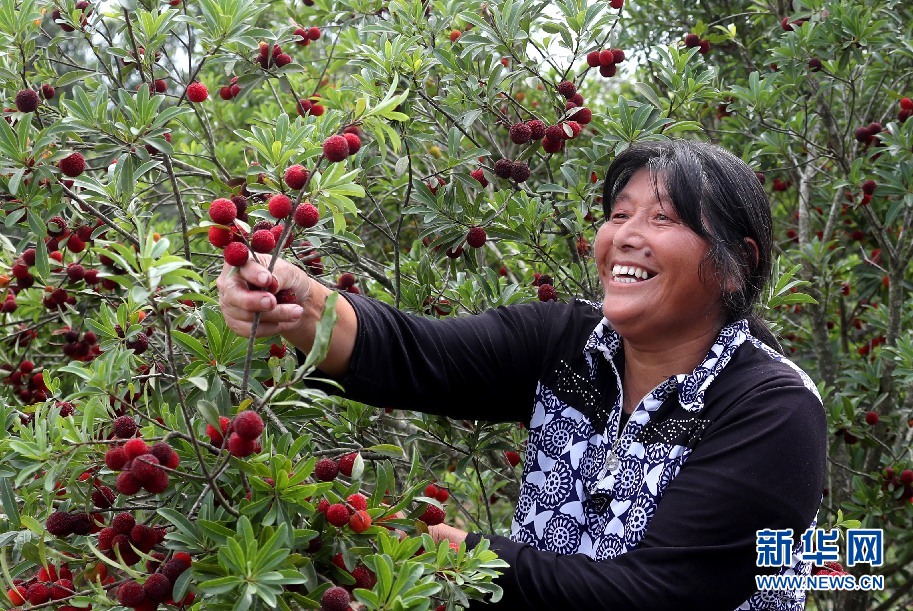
[428,523,468,546]
[216,257,311,338]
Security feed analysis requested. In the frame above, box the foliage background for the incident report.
[0,0,911,608]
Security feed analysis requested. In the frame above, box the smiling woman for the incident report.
[217,139,828,610]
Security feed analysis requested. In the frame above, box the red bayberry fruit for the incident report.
[123,438,150,460]
[270,342,287,358]
[112,415,137,438]
[684,33,700,47]
[511,161,531,183]
[865,411,879,425]
[326,503,351,527]
[347,493,368,511]
[351,565,377,589]
[209,198,237,225]
[861,180,877,195]
[418,504,445,526]
[223,242,249,267]
[206,416,231,445]
[344,132,362,155]
[349,510,372,533]
[494,158,514,179]
[232,410,264,440]
[470,168,488,187]
[227,432,258,457]
[294,203,320,228]
[284,164,309,189]
[586,50,601,67]
[436,487,450,502]
[505,450,521,466]
[574,107,592,124]
[132,454,163,484]
[267,193,293,219]
[449,29,461,42]
[323,135,350,162]
[901,470,913,485]
[150,441,180,469]
[466,226,487,248]
[527,119,546,140]
[112,512,136,534]
[116,580,146,606]
[105,446,128,470]
[901,97,913,111]
[186,81,208,102]
[315,458,339,481]
[46,510,74,536]
[208,226,233,248]
[250,229,277,254]
[509,122,532,144]
[307,26,321,40]
[599,49,614,66]
[116,470,142,496]
[15,89,39,113]
[27,582,51,605]
[143,573,172,602]
[7,585,26,605]
[321,586,351,611]
[538,283,557,302]
[609,0,623,7]
[338,451,358,476]
[58,151,86,178]
[556,80,576,99]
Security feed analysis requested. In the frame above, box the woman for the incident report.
[217,140,827,610]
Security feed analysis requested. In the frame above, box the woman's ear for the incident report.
[723,238,759,294]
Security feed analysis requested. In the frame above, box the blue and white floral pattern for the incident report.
[512,313,814,611]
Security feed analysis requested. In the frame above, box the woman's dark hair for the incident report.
[601,139,781,351]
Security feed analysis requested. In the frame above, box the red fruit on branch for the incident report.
[557,80,576,99]
[321,586,351,611]
[511,161,531,183]
[586,51,601,67]
[58,152,86,177]
[186,81,208,102]
[250,229,277,254]
[323,135,350,162]
[466,226,487,248]
[112,415,137,438]
[865,411,879,425]
[344,132,362,154]
[224,242,251,266]
[284,164,309,189]
[418,504,445,525]
[209,198,237,225]
[470,168,488,187]
[15,89,39,112]
[227,432,259,457]
[509,122,532,144]
[338,451,358,476]
[267,193,293,219]
[505,450,521,466]
[326,503,351,526]
[116,581,146,606]
[315,458,339,481]
[46,510,74,536]
[206,416,231,445]
[527,119,546,140]
[232,410,264,440]
[349,510,372,533]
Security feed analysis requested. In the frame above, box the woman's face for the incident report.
[594,168,727,343]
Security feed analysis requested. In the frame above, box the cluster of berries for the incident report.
[898,97,912,123]
[585,48,627,78]
[293,26,322,46]
[6,564,77,609]
[45,509,102,538]
[256,41,292,69]
[97,512,166,565]
[532,273,557,302]
[881,468,913,504]
[105,437,180,495]
[0,359,49,403]
[50,1,92,32]
[492,158,532,183]
[853,121,883,146]
[317,492,373,532]
[296,95,325,116]
[335,272,360,294]
[218,76,242,100]
[204,410,265,457]
[115,552,192,609]
[683,33,712,55]
[322,126,363,162]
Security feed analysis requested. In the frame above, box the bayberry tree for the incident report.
[1,0,911,609]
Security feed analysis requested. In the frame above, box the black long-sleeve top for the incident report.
[316,293,828,610]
